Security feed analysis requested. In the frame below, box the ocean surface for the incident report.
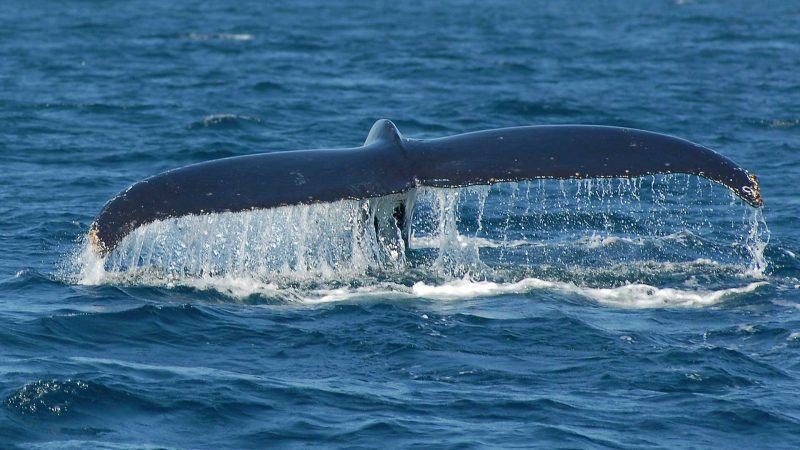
[2,1,799,448]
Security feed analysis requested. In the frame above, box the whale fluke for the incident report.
[89,119,762,254]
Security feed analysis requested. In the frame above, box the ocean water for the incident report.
[2,0,800,448]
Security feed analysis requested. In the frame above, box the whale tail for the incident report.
[89,119,762,255]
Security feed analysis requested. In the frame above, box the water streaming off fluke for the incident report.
[71,176,769,306]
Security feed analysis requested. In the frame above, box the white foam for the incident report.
[575,233,644,249]
[738,324,757,333]
[186,33,255,41]
[169,274,283,300]
[74,263,767,308]
[411,276,767,308]
[197,113,262,127]
[412,277,555,299]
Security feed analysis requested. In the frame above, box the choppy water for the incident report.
[2,1,800,448]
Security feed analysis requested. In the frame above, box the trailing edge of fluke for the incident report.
[88,119,762,255]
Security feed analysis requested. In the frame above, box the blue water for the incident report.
[2,1,800,448]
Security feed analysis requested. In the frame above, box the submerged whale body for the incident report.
[89,119,762,254]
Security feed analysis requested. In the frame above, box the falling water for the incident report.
[71,175,769,301]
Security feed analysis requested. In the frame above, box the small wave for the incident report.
[6,379,92,416]
[69,357,260,381]
[74,260,767,308]
[490,98,582,118]
[185,33,254,41]
[702,323,794,345]
[5,379,156,417]
[16,442,177,450]
[749,118,800,130]
[2,268,54,290]
[187,113,263,130]
[253,80,286,92]
[771,299,800,310]
[574,233,644,249]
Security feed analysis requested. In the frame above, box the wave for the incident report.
[489,98,584,118]
[67,263,768,309]
[5,378,158,418]
[187,114,263,130]
[748,118,800,130]
[15,442,177,450]
[185,33,254,41]
[412,276,767,308]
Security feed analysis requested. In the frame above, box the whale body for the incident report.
[89,119,762,254]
